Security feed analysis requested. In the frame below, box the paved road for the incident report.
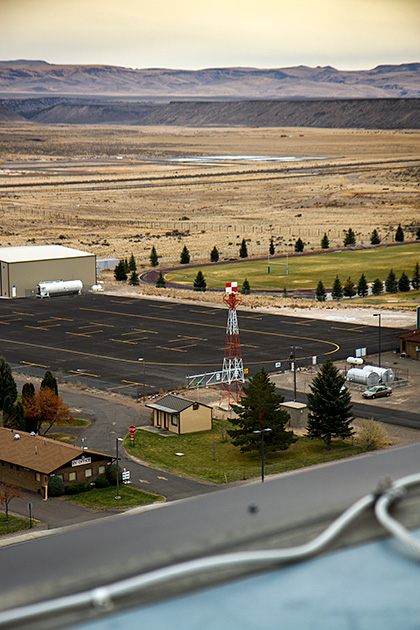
[1,441,420,615]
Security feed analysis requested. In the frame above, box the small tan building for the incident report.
[146,394,212,434]
[0,245,96,298]
[281,401,308,429]
[0,427,112,499]
[398,329,420,361]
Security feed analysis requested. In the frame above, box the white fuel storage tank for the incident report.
[362,365,395,383]
[346,367,380,386]
[37,280,83,298]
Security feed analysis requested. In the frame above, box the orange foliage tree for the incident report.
[22,388,74,435]
[0,483,22,524]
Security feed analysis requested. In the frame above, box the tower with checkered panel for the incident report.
[220,282,245,408]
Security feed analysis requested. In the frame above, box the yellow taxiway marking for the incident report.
[138,479,150,484]
[12,311,35,316]
[150,304,172,309]
[241,344,260,349]
[65,331,92,338]
[110,338,139,345]
[70,370,99,378]
[332,325,367,332]
[157,344,196,352]
[157,476,168,480]
[49,317,73,321]
[21,361,48,368]
[0,321,10,325]
[122,380,147,386]
[189,309,218,314]
[91,322,114,327]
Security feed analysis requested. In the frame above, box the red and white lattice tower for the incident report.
[220,282,245,408]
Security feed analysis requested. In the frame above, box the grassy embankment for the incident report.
[124,421,365,484]
[63,485,164,509]
[166,243,420,303]
[0,515,32,536]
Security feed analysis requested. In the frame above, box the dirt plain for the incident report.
[0,124,419,269]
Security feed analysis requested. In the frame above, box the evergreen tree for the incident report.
[114,260,127,281]
[123,258,129,273]
[370,229,381,245]
[180,245,190,264]
[22,382,35,403]
[228,369,296,454]
[150,246,158,267]
[128,271,139,286]
[321,233,329,249]
[294,237,304,253]
[411,262,420,290]
[282,287,288,298]
[357,273,368,298]
[343,228,356,246]
[371,278,384,296]
[193,270,207,291]
[306,360,354,449]
[155,272,166,288]
[395,224,404,242]
[315,280,326,302]
[343,277,356,298]
[3,398,25,431]
[41,370,58,396]
[269,237,275,256]
[331,275,343,300]
[239,238,248,258]
[210,246,219,262]
[416,227,420,241]
[0,357,17,410]
[385,269,398,293]
[398,271,410,292]
[128,253,137,272]
[242,278,251,295]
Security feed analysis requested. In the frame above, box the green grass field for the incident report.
[63,485,164,509]
[124,422,364,483]
[167,243,420,293]
[0,514,32,536]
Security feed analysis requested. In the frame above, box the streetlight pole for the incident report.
[290,346,302,402]
[373,314,382,367]
[253,428,272,482]
[138,358,145,403]
[115,437,123,500]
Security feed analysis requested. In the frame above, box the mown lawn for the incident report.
[166,243,420,294]
[124,421,364,483]
[63,485,164,509]
[0,514,32,536]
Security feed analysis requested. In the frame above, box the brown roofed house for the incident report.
[146,394,212,434]
[0,427,112,499]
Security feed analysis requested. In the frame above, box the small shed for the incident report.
[280,401,308,429]
[398,329,420,361]
[146,394,212,434]
[0,427,112,499]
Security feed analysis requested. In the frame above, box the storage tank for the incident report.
[362,365,395,383]
[346,367,380,386]
[37,280,83,298]
[346,356,364,365]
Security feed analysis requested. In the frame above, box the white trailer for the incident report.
[37,280,83,298]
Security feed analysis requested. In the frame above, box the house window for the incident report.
[171,414,178,426]
[10,464,14,470]
[85,468,93,478]
[16,466,20,472]
[55,474,64,481]
[98,465,105,474]
[69,472,77,482]
[35,472,41,482]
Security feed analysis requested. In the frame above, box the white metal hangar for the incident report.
[0,245,96,298]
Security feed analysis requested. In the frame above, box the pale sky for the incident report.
[1,0,419,70]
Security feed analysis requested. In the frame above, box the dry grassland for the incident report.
[0,123,419,269]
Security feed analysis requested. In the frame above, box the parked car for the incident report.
[362,385,392,399]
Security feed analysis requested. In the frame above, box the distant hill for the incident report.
[0,60,419,99]
[1,97,419,129]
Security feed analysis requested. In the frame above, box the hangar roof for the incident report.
[0,245,94,264]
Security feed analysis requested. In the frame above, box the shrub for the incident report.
[356,419,390,450]
[95,477,110,489]
[64,484,80,495]
[48,475,65,497]
[106,462,122,486]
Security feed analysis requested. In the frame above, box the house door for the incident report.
[164,413,169,430]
